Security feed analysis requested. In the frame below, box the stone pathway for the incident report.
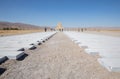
[0,32,120,79]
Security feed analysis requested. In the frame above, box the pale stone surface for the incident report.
[0,32,120,79]
[55,23,63,31]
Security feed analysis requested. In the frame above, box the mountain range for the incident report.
[0,21,45,30]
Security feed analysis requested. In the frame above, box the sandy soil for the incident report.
[84,31,120,37]
[0,32,120,79]
[0,30,44,37]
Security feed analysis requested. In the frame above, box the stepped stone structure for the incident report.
[55,23,63,31]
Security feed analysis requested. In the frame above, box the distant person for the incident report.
[81,28,83,32]
[62,29,63,31]
[78,28,80,32]
[50,28,52,31]
[45,27,47,32]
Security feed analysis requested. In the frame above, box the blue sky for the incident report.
[0,0,120,27]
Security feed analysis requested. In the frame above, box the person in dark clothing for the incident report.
[45,27,47,32]
[81,28,83,32]
[78,28,80,32]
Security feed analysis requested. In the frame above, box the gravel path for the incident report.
[0,32,120,79]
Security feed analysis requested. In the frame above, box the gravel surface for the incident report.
[0,32,120,79]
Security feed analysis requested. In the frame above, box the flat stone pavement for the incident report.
[1,32,120,79]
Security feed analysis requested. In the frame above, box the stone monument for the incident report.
[55,23,63,31]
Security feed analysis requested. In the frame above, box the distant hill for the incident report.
[0,21,45,30]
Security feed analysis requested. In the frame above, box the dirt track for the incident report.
[0,32,120,79]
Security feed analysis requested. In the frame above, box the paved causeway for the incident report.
[1,32,120,79]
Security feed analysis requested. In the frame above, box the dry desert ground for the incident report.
[0,30,44,36]
[85,30,120,37]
